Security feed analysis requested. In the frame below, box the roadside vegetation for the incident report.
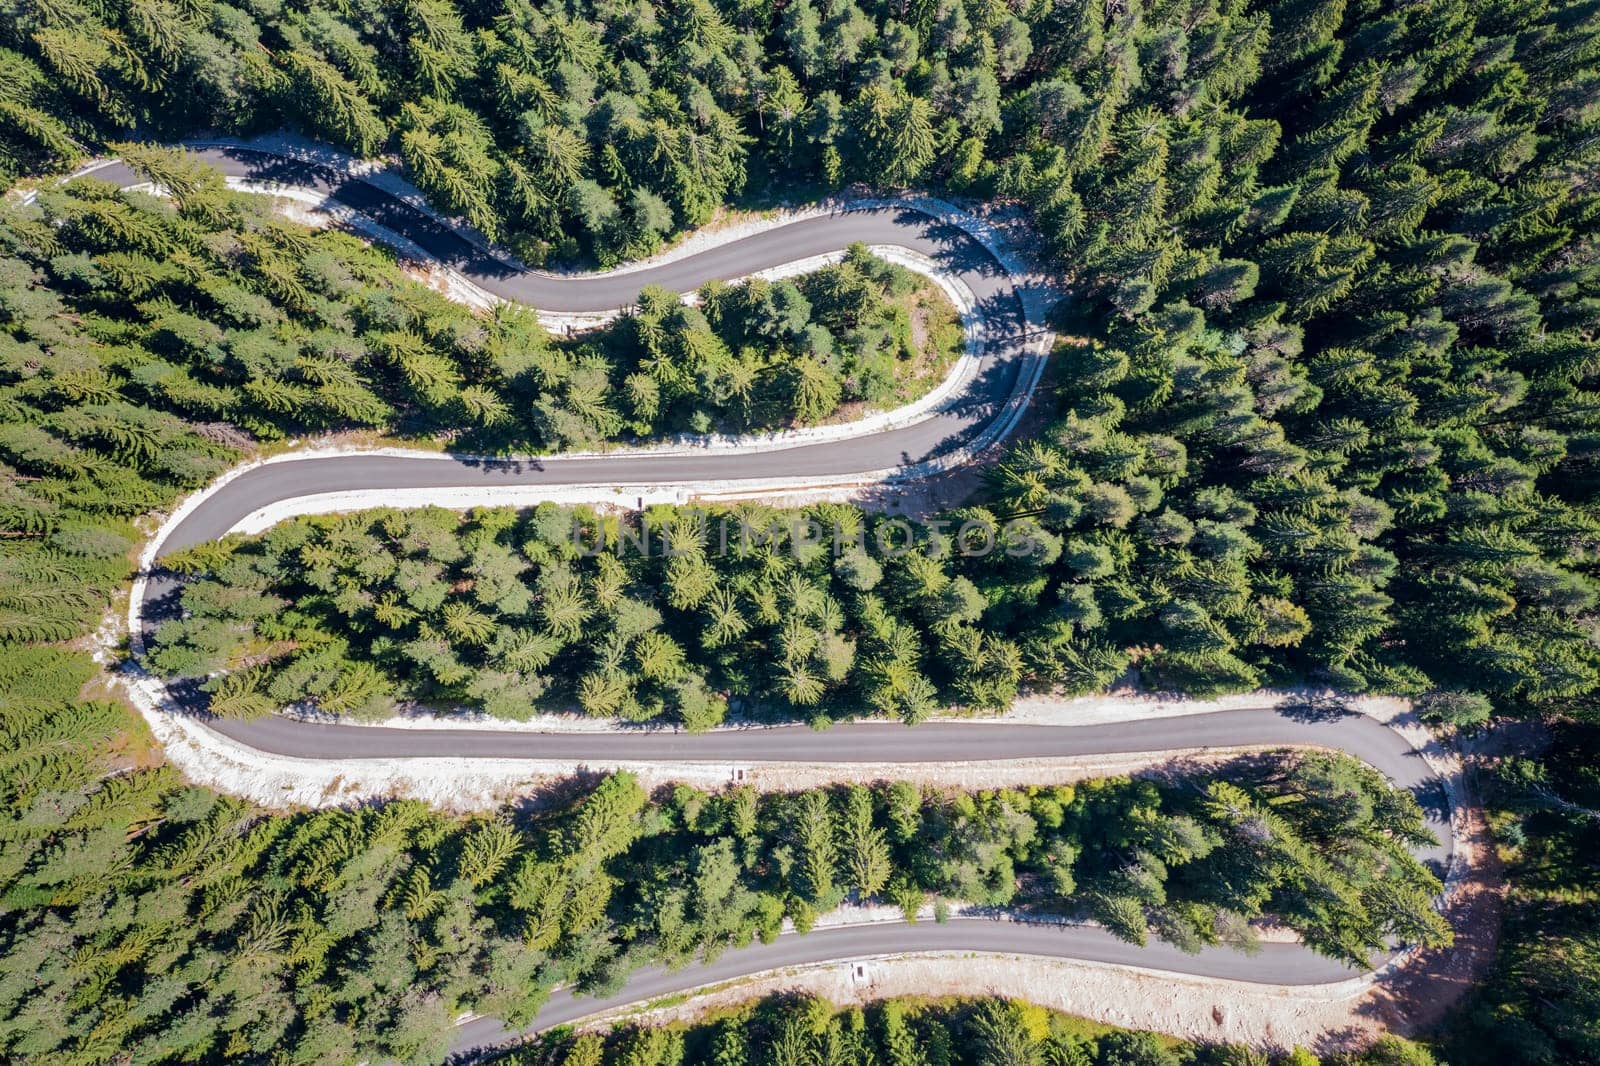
[4,0,1595,715]
[152,503,1040,727]
[500,995,1445,1066]
[0,654,1445,1066]
[1441,722,1600,1066]
[0,161,957,652]
[0,0,1598,1061]
[7,157,961,457]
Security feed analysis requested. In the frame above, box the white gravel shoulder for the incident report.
[113,142,1051,785]
[58,136,1046,452]
[567,950,1385,1052]
[50,134,1472,1056]
[278,687,1384,736]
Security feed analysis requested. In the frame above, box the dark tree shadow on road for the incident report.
[1277,694,1358,723]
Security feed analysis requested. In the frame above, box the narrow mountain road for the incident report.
[435,704,1454,1054]
[62,143,1463,1054]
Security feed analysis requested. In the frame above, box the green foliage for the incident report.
[0,0,1037,264]
[1443,721,1600,1066]
[4,0,1600,1059]
[152,503,1040,725]
[0,692,1446,1066]
[0,175,959,478]
[4,0,1598,716]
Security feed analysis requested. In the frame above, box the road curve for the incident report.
[433,705,1451,1055]
[210,704,1454,1058]
[71,146,1459,1053]
[83,145,1045,542]
[94,145,1050,647]
[456,915,1376,1054]
[228,707,1453,1056]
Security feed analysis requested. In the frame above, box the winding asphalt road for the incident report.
[87,144,1044,519]
[440,704,1453,1054]
[71,146,1458,1053]
[461,914,1388,1053]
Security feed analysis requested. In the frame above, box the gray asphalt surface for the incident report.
[101,147,1045,656]
[85,148,1455,1055]
[87,148,1043,564]
[253,707,1451,1058]
[456,917,1366,1054]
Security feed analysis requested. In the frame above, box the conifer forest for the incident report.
[1,0,1598,1063]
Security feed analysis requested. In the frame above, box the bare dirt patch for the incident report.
[1355,748,1505,1036]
